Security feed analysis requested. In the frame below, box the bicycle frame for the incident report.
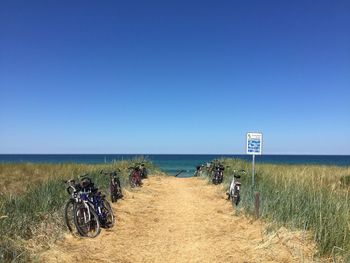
[110,172,121,189]
[129,167,142,187]
[228,169,245,205]
[100,170,122,202]
[229,177,241,196]
[212,164,224,184]
[78,191,93,223]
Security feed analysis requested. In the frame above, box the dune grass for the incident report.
[207,158,350,261]
[2,158,349,261]
[0,160,160,262]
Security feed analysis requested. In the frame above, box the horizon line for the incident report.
[0,153,350,156]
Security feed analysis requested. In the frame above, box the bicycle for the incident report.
[212,161,225,185]
[100,170,123,202]
[139,162,148,179]
[227,169,246,206]
[193,165,204,177]
[74,175,114,238]
[128,164,142,188]
[63,179,81,234]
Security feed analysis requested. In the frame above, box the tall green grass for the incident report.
[209,158,350,261]
[0,160,161,262]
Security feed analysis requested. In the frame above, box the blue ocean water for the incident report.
[0,154,349,177]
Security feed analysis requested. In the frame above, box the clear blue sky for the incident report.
[1,1,349,154]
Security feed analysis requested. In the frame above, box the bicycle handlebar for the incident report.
[63,179,75,184]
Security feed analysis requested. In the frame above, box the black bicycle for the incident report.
[139,162,148,179]
[76,175,114,228]
[129,164,142,188]
[64,175,114,238]
[73,191,101,237]
[101,170,123,202]
[212,161,225,185]
[193,165,204,177]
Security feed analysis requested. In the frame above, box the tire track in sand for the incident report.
[41,176,316,263]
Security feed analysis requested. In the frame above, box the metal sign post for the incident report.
[252,154,255,186]
[246,132,263,187]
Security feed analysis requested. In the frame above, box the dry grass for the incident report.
[0,161,158,195]
[41,176,317,263]
[0,161,161,262]
[216,159,350,262]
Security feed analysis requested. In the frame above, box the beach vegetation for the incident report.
[211,159,350,261]
[0,160,160,262]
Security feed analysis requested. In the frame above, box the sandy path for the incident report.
[41,176,315,263]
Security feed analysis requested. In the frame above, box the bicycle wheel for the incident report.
[136,171,142,186]
[218,173,223,184]
[114,178,123,199]
[235,194,240,206]
[129,173,136,188]
[212,173,218,185]
[231,191,241,206]
[101,200,115,228]
[141,168,148,179]
[64,199,75,233]
[110,183,117,202]
[74,202,101,238]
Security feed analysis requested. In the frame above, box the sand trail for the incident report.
[41,176,315,263]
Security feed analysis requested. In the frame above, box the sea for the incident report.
[0,154,349,177]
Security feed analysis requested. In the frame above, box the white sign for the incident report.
[246,132,263,155]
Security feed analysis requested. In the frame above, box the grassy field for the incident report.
[2,159,349,262]
[0,160,161,262]
[204,159,350,262]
